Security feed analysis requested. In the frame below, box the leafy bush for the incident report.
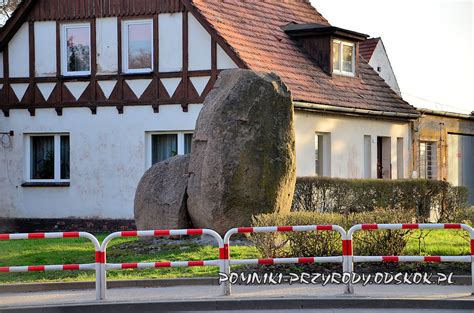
[347,210,410,256]
[250,210,411,258]
[292,177,469,223]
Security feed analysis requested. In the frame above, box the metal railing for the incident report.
[1,223,473,300]
[0,231,101,299]
[222,225,348,295]
[99,228,226,299]
[345,223,474,294]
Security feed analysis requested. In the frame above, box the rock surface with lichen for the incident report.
[134,154,191,230]
[186,69,296,234]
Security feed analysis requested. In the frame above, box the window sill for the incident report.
[121,71,154,77]
[332,71,355,78]
[21,182,70,188]
[59,74,91,80]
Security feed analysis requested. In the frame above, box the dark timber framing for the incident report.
[0,0,247,116]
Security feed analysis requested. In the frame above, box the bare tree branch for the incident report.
[0,0,21,23]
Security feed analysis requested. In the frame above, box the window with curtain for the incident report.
[151,134,178,164]
[60,136,70,180]
[29,134,70,181]
[184,133,193,154]
[149,132,193,166]
[31,136,55,179]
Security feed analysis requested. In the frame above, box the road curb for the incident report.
[1,298,474,312]
[0,275,470,293]
[0,277,219,293]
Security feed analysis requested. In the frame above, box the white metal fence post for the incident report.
[222,230,235,296]
[99,251,106,300]
[344,226,356,294]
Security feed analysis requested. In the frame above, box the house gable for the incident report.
[361,38,401,96]
[0,0,243,116]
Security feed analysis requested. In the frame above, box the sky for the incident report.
[311,0,474,114]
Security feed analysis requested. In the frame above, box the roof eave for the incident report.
[294,101,420,120]
[284,23,369,41]
[418,108,474,120]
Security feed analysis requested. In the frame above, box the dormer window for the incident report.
[333,40,355,76]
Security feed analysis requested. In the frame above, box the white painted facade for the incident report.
[0,105,202,219]
[8,22,29,78]
[159,13,183,72]
[367,40,401,95]
[96,18,118,74]
[188,14,211,71]
[0,12,238,219]
[34,21,57,77]
[295,111,410,179]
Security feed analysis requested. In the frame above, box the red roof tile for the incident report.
[359,37,380,61]
[192,0,416,115]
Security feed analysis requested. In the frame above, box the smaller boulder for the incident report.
[134,154,191,230]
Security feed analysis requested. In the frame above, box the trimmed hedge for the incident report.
[291,177,469,222]
[250,210,411,258]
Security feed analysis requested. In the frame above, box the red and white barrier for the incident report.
[222,225,347,295]
[345,223,474,294]
[0,231,101,299]
[0,264,96,272]
[2,223,473,300]
[99,228,225,300]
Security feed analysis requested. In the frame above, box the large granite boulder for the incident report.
[134,154,191,230]
[187,69,296,234]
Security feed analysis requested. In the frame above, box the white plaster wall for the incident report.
[8,22,29,78]
[369,41,401,95]
[188,13,211,71]
[217,44,237,69]
[0,105,202,219]
[295,111,410,179]
[0,52,4,78]
[34,21,56,77]
[96,18,118,74]
[448,134,474,204]
[159,13,183,72]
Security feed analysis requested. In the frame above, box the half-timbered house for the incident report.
[0,0,419,228]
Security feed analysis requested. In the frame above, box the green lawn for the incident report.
[0,229,471,284]
[0,234,259,284]
[404,229,471,256]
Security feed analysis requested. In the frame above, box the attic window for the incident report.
[333,40,355,76]
[61,23,91,76]
[122,19,153,74]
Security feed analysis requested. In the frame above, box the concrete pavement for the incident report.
[0,283,473,312]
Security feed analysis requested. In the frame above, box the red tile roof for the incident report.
[191,0,416,115]
[359,37,380,61]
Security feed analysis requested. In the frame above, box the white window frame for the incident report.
[145,131,193,168]
[61,23,91,76]
[122,19,154,74]
[314,132,331,177]
[333,39,355,77]
[24,133,70,183]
